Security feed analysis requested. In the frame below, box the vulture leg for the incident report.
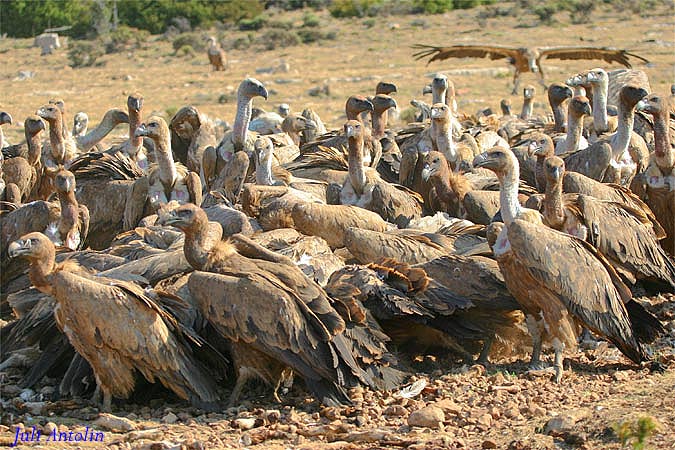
[578,327,599,350]
[272,368,294,403]
[552,341,564,384]
[526,314,545,370]
[476,336,493,365]
[511,71,521,96]
[536,64,547,90]
[90,384,101,406]
[227,370,251,408]
[102,389,112,413]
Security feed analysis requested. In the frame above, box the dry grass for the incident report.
[0,2,673,143]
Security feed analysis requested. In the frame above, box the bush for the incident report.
[238,15,267,31]
[256,29,300,50]
[302,12,321,27]
[68,41,104,68]
[532,3,559,24]
[296,29,337,43]
[172,32,206,53]
[104,26,149,54]
[230,34,254,50]
[329,0,384,18]
[564,0,596,23]
[412,0,453,13]
[268,19,295,29]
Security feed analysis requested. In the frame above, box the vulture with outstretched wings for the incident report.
[412,44,649,94]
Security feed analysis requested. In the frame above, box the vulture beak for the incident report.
[422,84,432,95]
[565,75,581,87]
[582,103,592,116]
[158,210,182,227]
[36,107,48,118]
[636,99,649,112]
[421,163,432,182]
[0,112,12,125]
[472,152,492,169]
[528,140,540,155]
[430,108,444,119]
[550,166,562,181]
[134,123,149,138]
[345,124,355,137]
[259,85,269,100]
[8,239,30,258]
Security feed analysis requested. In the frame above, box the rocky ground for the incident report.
[1,294,673,450]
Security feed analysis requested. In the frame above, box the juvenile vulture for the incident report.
[160,204,405,406]
[206,36,227,71]
[412,44,649,94]
[8,232,220,412]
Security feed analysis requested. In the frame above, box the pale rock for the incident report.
[407,405,445,429]
[161,412,178,424]
[43,422,58,435]
[93,413,137,432]
[434,399,462,416]
[232,417,257,430]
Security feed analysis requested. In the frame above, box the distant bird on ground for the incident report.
[206,36,227,71]
[412,44,649,94]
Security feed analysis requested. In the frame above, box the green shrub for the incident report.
[104,25,149,54]
[230,35,254,50]
[302,12,321,27]
[412,0,453,13]
[68,41,104,68]
[532,3,558,24]
[268,19,295,29]
[172,32,205,53]
[329,0,384,18]
[238,15,267,31]
[564,0,596,23]
[297,29,337,43]
[256,29,300,50]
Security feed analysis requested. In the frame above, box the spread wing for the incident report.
[538,47,649,67]
[506,219,647,363]
[412,44,522,65]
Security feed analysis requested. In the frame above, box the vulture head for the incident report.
[523,85,536,100]
[239,78,269,101]
[430,103,450,121]
[8,232,54,263]
[544,156,565,185]
[523,48,539,72]
[528,133,555,158]
[345,95,374,117]
[49,98,66,114]
[344,119,364,140]
[135,116,169,143]
[636,94,665,115]
[376,81,397,95]
[158,203,206,234]
[254,136,274,165]
[54,169,76,195]
[432,73,449,91]
[570,95,592,117]
[421,151,447,182]
[485,221,505,249]
[25,115,46,135]
[282,114,316,134]
[372,94,398,114]
[500,99,512,115]
[277,103,291,117]
[0,111,12,125]
[585,67,608,86]
[127,93,144,113]
[170,106,201,140]
[547,83,573,106]
[472,146,517,177]
[620,85,649,109]
[72,112,89,136]
[37,104,61,122]
[422,84,432,95]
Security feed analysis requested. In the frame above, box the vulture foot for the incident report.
[553,348,564,384]
[272,368,294,403]
[475,337,494,365]
[578,328,600,350]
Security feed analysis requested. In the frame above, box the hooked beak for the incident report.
[430,108,444,119]
[345,124,355,137]
[158,210,182,227]
[636,99,649,112]
[421,163,432,181]
[134,123,148,138]
[472,152,491,169]
[550,166,562,181]
[422,84,432,95]
[0,112,12,125]
[258,85,269,100]
[8,239,30,258]
[36,107,48,119]
[128,97,143,112]
[528,140,540,156]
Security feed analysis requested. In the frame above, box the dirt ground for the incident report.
[1,2,674,449]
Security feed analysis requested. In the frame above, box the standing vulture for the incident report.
[412,44,649,94]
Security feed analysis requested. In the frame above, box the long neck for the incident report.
[430,165,452,198]
[154,135,177,188]
[0,125,4,149]
[551,101,566,132]
[184,223,211,270]
[57,190,78,236]
[543,176,565,229]
[652,110,674,169]
[498,166,522,225]
[592,83,609,133]
[28,255,55,295]
[520,98,533,119]
[432,87,446,105]
[287,129,300,146]
[562,112,583,153]
[48,116,65,161]
[431,119,456,164]
[347,135,366,195]
[535,156,547,192]
[77,110,119,150]
[612,101,635,158]
[26,131,43,167]
[129,108,143,149]
[256,153,274,185]
[371,110,387,139]
[232,94,252,151]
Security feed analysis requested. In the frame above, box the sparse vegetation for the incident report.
[302,12,321,27]
[67,40,104,68]
[238,15,268,31]
[329,0,383,18]
[172,32,206,54]
[613,416,659,450]
[257,29,301,50]
[103,25,149,54]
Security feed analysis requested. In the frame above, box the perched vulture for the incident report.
[412,44,649,94]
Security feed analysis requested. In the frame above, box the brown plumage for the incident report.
[160,204,405,405]
[537,156,675,290]
[421,151,472,217]
[634,93,675,256]
[8,232,220,412]
[475,147,664,382]
[413,44,649,94]
[206,37,227,71]
[44,169,89,251]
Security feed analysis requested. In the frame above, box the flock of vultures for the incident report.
[0,42,674,415]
